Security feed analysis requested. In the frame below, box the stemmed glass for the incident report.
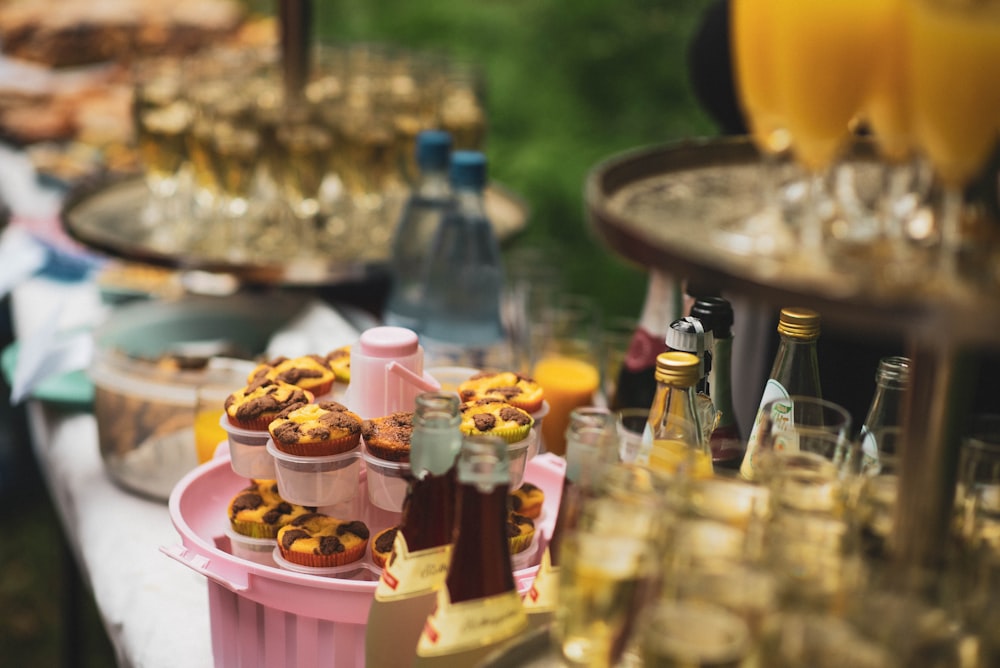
[904,0,1000,287]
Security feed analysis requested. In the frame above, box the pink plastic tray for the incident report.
[163,453,566,668]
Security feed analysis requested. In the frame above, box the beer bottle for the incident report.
[858,355,911,469]
[740,307,822,481]
[414,436,528,666]
[365,392,463,667]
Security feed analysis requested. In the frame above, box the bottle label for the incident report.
[740,379,792,480]
[375,532,453,601]
[416,588,528,657]
[523,548,559,613]
[858,427,880,473]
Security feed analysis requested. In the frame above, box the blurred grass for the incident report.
[313,0,717,320]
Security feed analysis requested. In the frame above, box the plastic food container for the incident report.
[426,366,480,393]
[164,453,566,668]
[220,416,277,479]
[529,400,549,459]
[361,447,410,512]
[88,293,307,501]
[224,526,277,567]
[509,430,537,490]
[271,548,381,581]
[266,441,362,507]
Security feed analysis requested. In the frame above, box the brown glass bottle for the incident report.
[365,393,462,668]
[414,435,528,666]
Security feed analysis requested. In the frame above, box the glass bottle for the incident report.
[365,392,463,668]
[643,351,713,479]
[609,269,681,411]
[414,435,528,666]
[665,316,718,445]
[690,296,743,471]
[419,150,506,365]
[858,355,911,470]
[524,408,617,624]
[740,307,822,481]
[383,130,453,331]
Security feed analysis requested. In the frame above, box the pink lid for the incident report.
[357,326,419,358]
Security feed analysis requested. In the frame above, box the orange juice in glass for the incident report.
[731,0,787,153]
[194,370,248,464]
[772,0,881,172]
[862,0,912,163]
[533,353,601,457]
[907,0,1000,188]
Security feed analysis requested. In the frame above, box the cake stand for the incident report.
[585,136,1000,569]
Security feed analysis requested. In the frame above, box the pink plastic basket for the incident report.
[164,453,566,667]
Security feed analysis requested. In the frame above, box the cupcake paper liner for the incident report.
[278,541,367,568]
[271,432,361,457]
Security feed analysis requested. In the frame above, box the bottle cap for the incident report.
[776,307,820,340]
[457,435,509,492]
[654,351,701,387]
[666,317,712,378]
[415,130,452,171]
[449,150,487,190]
[411,392,462,477]
[690,296,734,338]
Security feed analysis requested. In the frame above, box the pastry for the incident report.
[458,399,533,444]
[458,371,544,413]
[325,345,351,385]
[509,482,544,520]
[227,479,315,539]
[267,401,363,457]
[371,526,397,569]
[249,354,336,398]
[276,513,370,568]
[507,512,535,555]
[362,411,413,462]
[224,378,312,431]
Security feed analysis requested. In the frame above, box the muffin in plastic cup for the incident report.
[224,526,277,567]
[266,440,361,507]
[362,446,411,512]
[220,414,276,479]
[271,547,378,580]
[426,366,481,394]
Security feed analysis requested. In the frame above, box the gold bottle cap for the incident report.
[777,307,820,340]
[654,351,701,387]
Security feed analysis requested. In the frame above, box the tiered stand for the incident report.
[585,137,1000,570]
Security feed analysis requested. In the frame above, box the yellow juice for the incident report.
[532,355,600,457]
[772,0,882,171]
[862,0,911,162]
[907,0,1000,187]
[194,408,227,464]
[648,439,714,479]
[731,0,787,152]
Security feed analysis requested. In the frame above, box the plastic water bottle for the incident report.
[419,150,506,364]
[383,130,453,331]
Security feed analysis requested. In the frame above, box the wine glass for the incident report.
[905,0,1000,286]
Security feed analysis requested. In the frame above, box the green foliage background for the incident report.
[312,0,719,320]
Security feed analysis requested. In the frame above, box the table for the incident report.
[13,276,215,667]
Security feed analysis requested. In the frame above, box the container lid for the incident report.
[449,150,487,190]
[357,326,419,359]
[666,317,712,359]
[777,307,820,340]
[654,351,701,387]
[690,296,734,338]
[416,130,452,171]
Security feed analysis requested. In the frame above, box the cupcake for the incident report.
[268,401,363,456]
[458,371,545,413]
[371,526,398,569]
[227,479,316,539]
[225,378,313,431]
[361,411,413,462]
[324,345,351,385]
[249,354,336,398]
[276,512,370,568]
[458,399,534,444]
[508,512,536,555]
[509,482,545,520]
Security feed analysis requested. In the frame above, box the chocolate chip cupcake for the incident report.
[458,399,534,444]
[249,355,337,398]
[508,512,536,555]
[324,345,351,385]
[371,526,398,569]
[361,411,413,462]
[458,371,545,413]
[276,513,370,568]
[227,479,316,539]
[268,401,363,456]
[509,482,545,520]
[225,378,313,431]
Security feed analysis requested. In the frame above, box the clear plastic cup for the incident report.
[266,440,362,507]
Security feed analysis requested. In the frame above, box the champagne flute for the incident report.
[905,0,1000,286]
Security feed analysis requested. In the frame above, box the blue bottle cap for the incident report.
[449,150,487,190]
[415,130,452,170]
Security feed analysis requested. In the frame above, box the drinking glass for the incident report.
[755,395,853,479]
[600,316,636,409]
[615,407,648,465]
[954,415,1000,558]
[529,295,603,457]
[638,600,754,668]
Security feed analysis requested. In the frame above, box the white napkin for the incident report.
[10,295,94,403]
[265,298,365,359]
